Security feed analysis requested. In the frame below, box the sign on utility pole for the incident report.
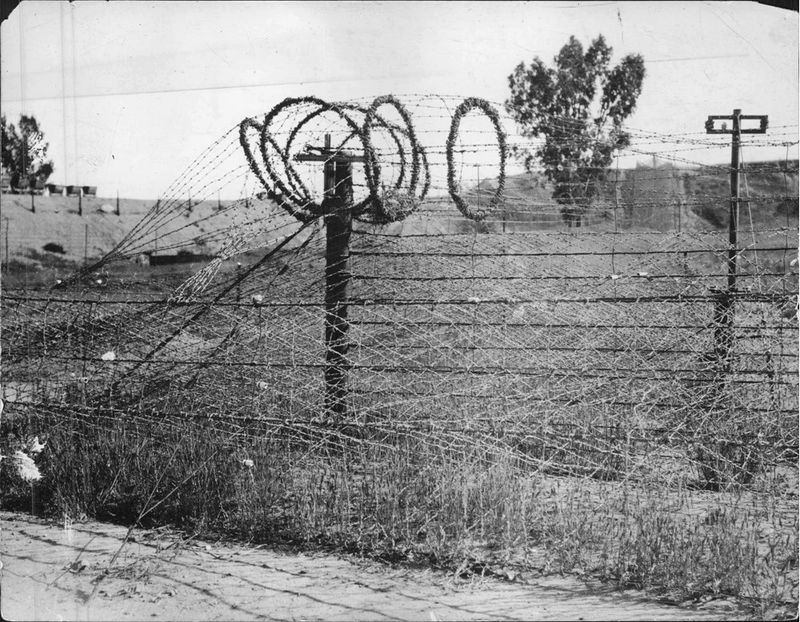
[705,109,768,372]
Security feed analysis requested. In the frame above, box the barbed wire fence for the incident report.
[2,94,798,610]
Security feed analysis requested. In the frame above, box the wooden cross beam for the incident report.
[294,134,366,200]
[294,133,368,162]
[705,114,768,135]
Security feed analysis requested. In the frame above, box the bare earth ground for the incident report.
[0,512,746,621]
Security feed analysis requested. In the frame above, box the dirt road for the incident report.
[1,512,743,621]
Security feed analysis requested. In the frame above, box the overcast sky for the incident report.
[1,1,797,199]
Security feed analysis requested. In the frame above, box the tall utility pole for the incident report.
[296,134,365,422]
[705,109,768,371]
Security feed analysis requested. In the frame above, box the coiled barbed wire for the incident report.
[240,95,507,225]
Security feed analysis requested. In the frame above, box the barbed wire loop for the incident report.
[241,94,507,226]
[446,97,508,222]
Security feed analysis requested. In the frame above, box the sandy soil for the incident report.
[0,511,745,621]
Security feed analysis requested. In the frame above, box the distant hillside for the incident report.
[0,193,298,275]
[601,159,799,231]
[1,195,159,262]
[1,159,797,273]
[476,159,799,232]
[0,195,215,264]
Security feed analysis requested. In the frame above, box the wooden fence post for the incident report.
[705,109,768,369]
[323,157,354,423]
[295,134,364,424]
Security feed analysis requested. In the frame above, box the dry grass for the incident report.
[3,396,797,619]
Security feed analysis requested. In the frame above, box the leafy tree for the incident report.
[505,35,645,226]
[1,114,54,189]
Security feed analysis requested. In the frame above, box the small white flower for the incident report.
[242,459,254,468]
[257,381,269,391]
[28,436,46,454]
[13,450,42,482]
[55,279,63,285]
[101,351,116,361]
[252,294,264,304]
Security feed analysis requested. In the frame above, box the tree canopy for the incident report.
[505,35,645,226]
[1,114,54,189]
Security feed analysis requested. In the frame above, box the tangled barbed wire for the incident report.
[239,94,507,224]
[1,93,797,611]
